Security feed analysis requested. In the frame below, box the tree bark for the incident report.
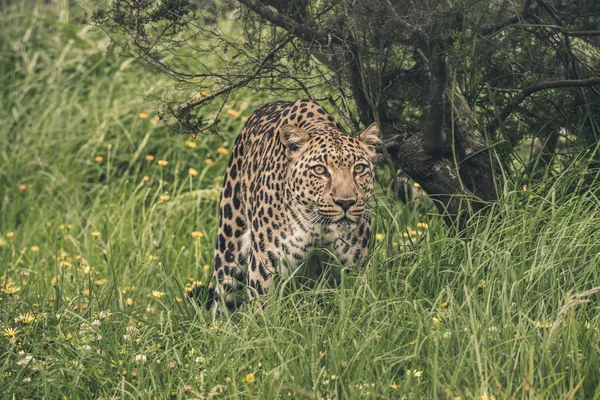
[450,89,498,203]
[384,125,490,227]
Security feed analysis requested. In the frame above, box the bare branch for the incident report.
[535,25,600,37]
[476,1,534,38]
[383,0,420,40]
[488,78,600,134]
[326,94,357,135]
[178,34,294,111]
[236,0,335,44]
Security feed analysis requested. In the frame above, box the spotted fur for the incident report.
[208,100,380,312]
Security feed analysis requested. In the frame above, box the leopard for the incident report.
[207,99,380,313]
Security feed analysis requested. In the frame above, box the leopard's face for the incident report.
[282,124,380,227]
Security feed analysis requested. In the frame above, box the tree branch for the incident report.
[478,12,532,37]
[477,1,534,38]
[420,43,447,156]
[534,25,600,37]
[383,0,421,40]
[488,78,600,135]
[236,0,334,43]
[178,34,294,111]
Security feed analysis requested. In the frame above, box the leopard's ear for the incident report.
[280,124,310,159]
[358,122,381,158]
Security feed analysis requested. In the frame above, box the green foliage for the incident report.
[2,2,600,399]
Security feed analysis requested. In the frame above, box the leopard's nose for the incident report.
[334,198,357,212]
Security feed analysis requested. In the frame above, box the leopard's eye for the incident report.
[313,165,327,175]
[354,164,367,174]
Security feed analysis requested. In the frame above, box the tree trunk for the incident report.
[380,84,497,227]
[384,128,492,227]
[450,89,498,203]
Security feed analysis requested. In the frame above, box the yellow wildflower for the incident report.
[91,231,101,237]
[152,290,164,299]
[6,232,15,239]
[535,321,551,329]
[203,264,210,272]
[31,246,40,253]
[175,297,183,303]
[17,313,35,324]
[417,222,429,229]
[95,156,104,163]
[143,176,150,182]
[390,384,399,390]
[479,280,487,289]
[185,140,197,149]
[205,158,214,165]
[95,278,107,285]
[145,154,155,162]
[157,160,168,167]
[244,373,255,383]
[139,111,148,119]
[413,182,421,189]
[227,109,240,118]
[225,376,231,383]
[188,168,199,177]
[217,147,229,156]
[126,298,134,306]
[191,231,204,239]
[159,194,170,202]
[3,328,18,338]
[330,375,337,380]
[406,369,423,377]
[2,284,20,295]
[375,233,385,241]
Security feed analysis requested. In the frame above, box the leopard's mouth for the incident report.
[334,215,356,225]
[316,212,356,225]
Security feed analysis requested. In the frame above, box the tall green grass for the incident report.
[2,3,600,399]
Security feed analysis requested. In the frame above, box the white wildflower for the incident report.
[135,354,147,363]
[16,355,33,367]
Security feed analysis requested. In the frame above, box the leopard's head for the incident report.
[280,122,380,227]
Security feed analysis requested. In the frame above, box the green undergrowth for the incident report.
[1,2,600,399]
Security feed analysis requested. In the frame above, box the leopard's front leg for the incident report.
[335,220,372,266]
[245,250,277,301]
